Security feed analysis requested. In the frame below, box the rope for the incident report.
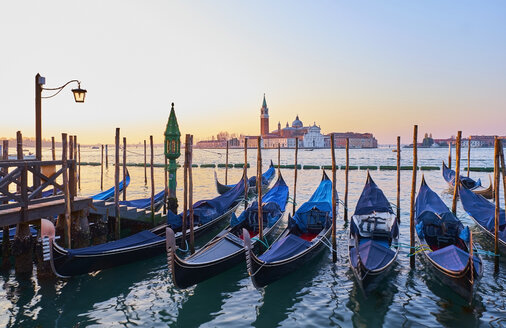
[178,239,190,253]
[338,199,349,210]
[252,236,269,249]
[286,196,297,206]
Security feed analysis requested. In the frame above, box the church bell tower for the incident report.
[260,94,269,136]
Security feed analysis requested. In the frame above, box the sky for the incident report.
[1,1,505,145]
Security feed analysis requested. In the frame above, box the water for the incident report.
[1,146,505,327]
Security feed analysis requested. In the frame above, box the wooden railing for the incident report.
[0,159,76,212]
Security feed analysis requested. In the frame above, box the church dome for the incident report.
[292,115,303,128]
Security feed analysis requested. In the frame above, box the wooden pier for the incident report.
[89,199,165,225]
[0,159,92,226]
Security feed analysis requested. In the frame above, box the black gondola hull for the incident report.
[51,204,238,277]
[416,235,482,302]
[170,212,285,289]
[247,229,331,288]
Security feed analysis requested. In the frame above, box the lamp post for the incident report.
[35,73,87,161]
[164,102,181,214]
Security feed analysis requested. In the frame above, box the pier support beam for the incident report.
[13,131,33,275]
[71,209,91,249]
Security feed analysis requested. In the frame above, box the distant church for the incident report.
[259,94,324,148]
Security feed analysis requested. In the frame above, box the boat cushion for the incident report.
[66,230,163,257]
[350,240,395,271]
[258,234,310,263]
[428,245,481,273]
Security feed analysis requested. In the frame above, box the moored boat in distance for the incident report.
[459,184,506,253]
[166,172,289,289]
[244,170,334,288]
[91,170,131,201]
[349,172,399,292]
[442,161,493,199]
[41,175,246,277]
[415,176,483,302]
[119,189,166,211]
[215,160,275,195]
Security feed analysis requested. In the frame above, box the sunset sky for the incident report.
[1,1,505,145]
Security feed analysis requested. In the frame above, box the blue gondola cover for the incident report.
[290,176,333,232]
[231,176,288,227]
[428,244,481,273]
[258,234,310,262]
[119,190,166,209]
[459,185,506,241]
[167,176,245,229]
[442,162,481,190]
[350,240,395,271]
[354,176,393,216]
[92,174,131,200]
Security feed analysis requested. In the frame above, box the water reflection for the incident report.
[347,266,399,328]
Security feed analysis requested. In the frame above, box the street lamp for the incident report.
[164,102,181,214]
[35,73,86,161]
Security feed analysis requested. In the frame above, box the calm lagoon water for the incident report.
[1,146,505,327]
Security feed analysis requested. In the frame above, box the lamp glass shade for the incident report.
[72,88,87,103]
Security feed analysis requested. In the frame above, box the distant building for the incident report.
[434,135,502,148]
[325,132,378,148]
[303,123,325,148]
[260,94,269,137]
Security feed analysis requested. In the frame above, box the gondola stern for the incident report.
[40,219,70,279]
[165,227,180,286]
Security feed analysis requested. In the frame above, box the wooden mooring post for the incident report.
[144,139,147,185]
[396,136,401,223]
[181,134,189,249]
[123,137,127,201]
[330,133,337,263]
[494,138,500,258]
[51,136,56,160]
[78,143,81,190]
[225,140,229,185]
[293,138,298,215]
[451,131,462,215]
[2,140,10,270]
[13,131,33,274]
[257,136,264,241]
[409,125,418,268]
[105,144,109,169]
[448,142,452,169]
[114,128,120,239]
[277,143,281,175]
[243,138,248,208]
[150,135,155,226]
[344,138,349,221]
[61,133,72,249]
[467,136,471,177]
[100,145,104,190]
[189,135,195,254]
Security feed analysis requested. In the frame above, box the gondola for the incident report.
[244,170,334,288]
[442,161,493,199]
[415,176,483,302]
[119,189,166,211]
[349,172,399,292]
[91,170,131,201]
[215,160,275,195]
[459,184,506,253]
[40,175,246,277]
[166,172,289,288]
